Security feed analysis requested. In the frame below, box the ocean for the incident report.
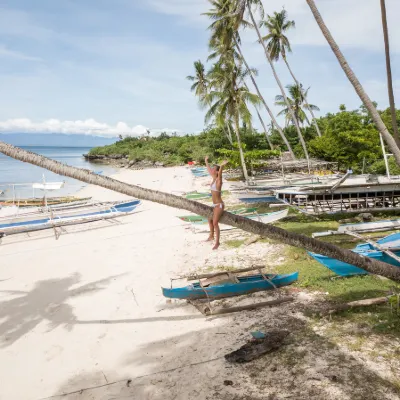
[0,146,116,199]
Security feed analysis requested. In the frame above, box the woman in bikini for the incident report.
[205,156,228,250]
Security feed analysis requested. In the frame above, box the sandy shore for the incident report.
[0,167,399,400]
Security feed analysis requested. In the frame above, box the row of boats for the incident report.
[190,166,400,215]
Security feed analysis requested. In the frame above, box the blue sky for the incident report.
[0,0,399,136]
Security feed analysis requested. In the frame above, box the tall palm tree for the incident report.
[260,9,322,137]
[0,141,400,281]
[380,0,400,147]
[187,60,233,145]
[204,0,296,158]
[205,61,260,180]
[186,60,209,101]
[275,83,320,127]
[235,0,310,162]
[305,0,400,168]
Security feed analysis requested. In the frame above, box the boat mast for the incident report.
[379,133,391,179]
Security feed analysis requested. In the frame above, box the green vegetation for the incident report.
[89,128,278,168]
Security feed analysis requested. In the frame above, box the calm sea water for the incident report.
[0,146,116,199]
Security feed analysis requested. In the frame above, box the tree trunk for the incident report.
[247,2,310,162]
[283,57,322,137]
[233,113,249,180]
[235,38,295,158]
[223,123,233,145]
[1,141,400,280]
[255,107,274,149]
[380,0,400,147]
[306,0,400,167]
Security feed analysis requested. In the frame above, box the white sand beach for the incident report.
[0,167,399,400]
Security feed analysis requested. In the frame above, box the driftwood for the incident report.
[327,297,388,315]
[225,330,289,363]
[184,265,265,281]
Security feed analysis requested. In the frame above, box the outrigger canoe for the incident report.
[178,207,258,222]
[162,272,298,300]
[309,231,400,277]
[190,209,289,233]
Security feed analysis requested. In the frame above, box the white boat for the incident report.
[0,199,141,235]
[190,209,288,233]
[32,181,64,191]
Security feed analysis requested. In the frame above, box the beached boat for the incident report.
[0,196,92,208]
[190,208,288,233]
[162,272,298,300]
[178,207,258,222]
[275,174,400,215]
[184,192,212,200]
[309,232,400,277]
[235,191,282,204]
[0,199,141,235]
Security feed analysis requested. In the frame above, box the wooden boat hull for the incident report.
[178,207,258,222]
[308,249,400,277]
[190,209,288,233]
[0,200,141,235]
[162,272,299,300]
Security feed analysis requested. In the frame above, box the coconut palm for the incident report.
[234,0,310,162]
[204,0,296,158]
[260,9,322,137]
[380,0,400,147]
[205,61,260,180]
[0,141,400,281]
[275,83,320,128]
[186,60,209,101]
[305,0,400,167]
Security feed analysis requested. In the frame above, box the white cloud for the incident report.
[0,118,180,137]
[144,0,400,52]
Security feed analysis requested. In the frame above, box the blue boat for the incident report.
[309,232,400,277]
[0,200,141,235]
[162,272,299,300]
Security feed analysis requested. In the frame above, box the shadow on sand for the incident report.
[45,302,400,400]
[0,273,123,348]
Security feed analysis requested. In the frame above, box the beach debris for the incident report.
[225,330,289,363]
[223,380,234,386]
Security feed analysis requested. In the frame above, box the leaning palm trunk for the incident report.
[242,81,274,149]
[380,0,400,147]
[306,0,400,167]
[283,57,322,137]
[233,113,249,180]
[0,141,400,280]
[247,1,310,162]
[255,107,274,149]
[234,38,296,159]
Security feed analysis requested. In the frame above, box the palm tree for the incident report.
[187,60,233,145]
[236,0,310,162]
[380,0,400,147]
[275,83,320,128]
[1,141,400,281]
[305,0,400,168]
[186,60,209,101]
[205,61,260,180]
[260,9,322,137]
[204,0,296,158]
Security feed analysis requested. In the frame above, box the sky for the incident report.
[0,0,399,137]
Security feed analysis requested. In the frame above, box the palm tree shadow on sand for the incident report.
[0,273,123,348]
[49,307,400,400]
